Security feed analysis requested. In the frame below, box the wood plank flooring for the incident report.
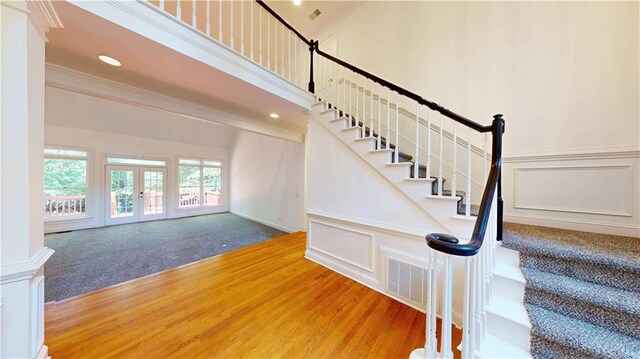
[45,232,461,358]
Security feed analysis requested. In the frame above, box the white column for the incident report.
[1,2,59,358]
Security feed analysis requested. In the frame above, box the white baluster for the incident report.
[192,0,196,27]
[395,92,399,162]
[275,22,278,74]
[280,24,284,76]
[295,39,298,86]
[259,7,263,65]
[377,86,382,149]
[349,75,353,126]
[250,1,253,60]
[369,85,374,138]
[452,123,457,197]
[361,77,367,138]
[267,14,270,69]
[442,255,454,359]
[230,0,234,50]
[426,250,438,358]
[386,88,390,150]
[427,112,432,179]
[219,0,223,42]
[438,115,444,196]
[177,0,182,20]
[414,104,420,179]
[461,256,472,358]
[240,0,244,55]
[287,31,291,81]
[466,128,472,216]
[206,0,211,36]
[159,0,164,11]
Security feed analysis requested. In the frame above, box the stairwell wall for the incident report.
[316,1,640,236]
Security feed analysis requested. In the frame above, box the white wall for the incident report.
[305,117,466,323]
[229,130,305,233]
[322,1,640,236]
[44,87,233,233]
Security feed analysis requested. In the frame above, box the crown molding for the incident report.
[27,0,63,41]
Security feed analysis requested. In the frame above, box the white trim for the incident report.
[45,64,306,143]
[503,146,640,163]
[513,165,633,217]
[230,210,298,233]
[33,344,50,359]
[0,247,54,284]
[307,209,425,241]
[308,219,375,273]
[504,214,640,238]
[27,0,63,41]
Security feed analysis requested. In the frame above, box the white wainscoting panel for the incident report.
[514,165,633,217]
[308,219,375,272]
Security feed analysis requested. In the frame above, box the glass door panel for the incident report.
[140,168,166,221]
[106,166,138,225]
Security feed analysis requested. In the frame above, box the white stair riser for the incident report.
[352,138,377,155]
[367,151,393,168]
[329,118,349,132]
[493,274,526,303]
[486,311,531,352]
[496,246,520,267]
[339,128,362,142]
[382,165,411,182]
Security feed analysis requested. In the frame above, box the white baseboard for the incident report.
[34,344,49,359]
[504,214,640,238]
[230,210,299,233]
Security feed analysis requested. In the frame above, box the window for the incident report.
[178,158,222,208]
[44,148,89,219]
[107,157,166,166]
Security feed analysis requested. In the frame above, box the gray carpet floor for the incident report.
[502,223,640,359]
[44,213,286,302]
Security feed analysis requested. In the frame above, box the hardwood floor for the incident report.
[46,232,461,358]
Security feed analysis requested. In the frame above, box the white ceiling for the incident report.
[45,2,311,136]
[264,0,362,39]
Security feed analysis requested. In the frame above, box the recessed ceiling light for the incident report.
[293,0,302,6]
[98,55,121,67]
[270,113,280,119]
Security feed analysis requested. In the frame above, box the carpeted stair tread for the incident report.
[526,304,640,359]
[502,223,640,275]
[523,267,640,338]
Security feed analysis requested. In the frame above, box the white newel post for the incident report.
[1,1,61,358]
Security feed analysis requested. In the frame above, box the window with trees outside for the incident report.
[178,159,222,208]
[44,148,89,219]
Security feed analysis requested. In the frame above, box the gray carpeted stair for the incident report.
[502,223,640,358]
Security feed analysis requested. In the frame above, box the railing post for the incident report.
[492,114,504,241]
[308,40,315,93]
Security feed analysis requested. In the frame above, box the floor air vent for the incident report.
[387,257,428,308]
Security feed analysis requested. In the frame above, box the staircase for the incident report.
[502,223,640,359]
[146,1,639,358]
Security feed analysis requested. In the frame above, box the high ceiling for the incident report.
[264,0,362,39]
[45,1,312,137]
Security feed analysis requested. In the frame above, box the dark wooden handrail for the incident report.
[313,42,491,133]
[255,0,311,45]
[425,115,504,256]
[254,0,504,255]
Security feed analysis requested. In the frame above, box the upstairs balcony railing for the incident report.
[146,1,505,357]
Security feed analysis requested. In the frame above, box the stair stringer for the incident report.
[310,102,475,240]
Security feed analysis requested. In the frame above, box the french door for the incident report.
[105,165,167,225]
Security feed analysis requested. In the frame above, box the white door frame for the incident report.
[105,165,167,225]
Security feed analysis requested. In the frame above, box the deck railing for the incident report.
[45,195,86,218]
